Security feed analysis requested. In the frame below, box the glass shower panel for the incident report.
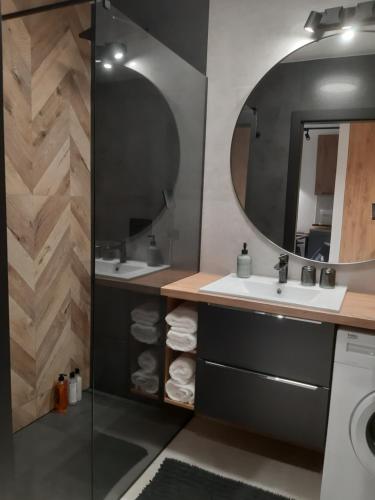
[93,3,207,499]
[0,11,14,500]
[2,3,93,499]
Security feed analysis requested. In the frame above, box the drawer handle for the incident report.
[253,311,322,324]
[265,375,319,391]
[204,361,320,391]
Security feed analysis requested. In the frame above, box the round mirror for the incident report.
[95,52,180,241]
[231,31,375,264]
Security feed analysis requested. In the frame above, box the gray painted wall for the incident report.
[245,54,375,247]
[201,0,375,293]
[113,0,210,74]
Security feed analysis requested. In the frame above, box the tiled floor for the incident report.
[93,392,190,499]
[122,416,323,500]
[13,392,190,500]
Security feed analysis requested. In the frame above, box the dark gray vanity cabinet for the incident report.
[196,360,330,451]
[198,304,335,386]
[195,304,336,451]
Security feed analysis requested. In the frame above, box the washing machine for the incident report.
[321,328,375,500]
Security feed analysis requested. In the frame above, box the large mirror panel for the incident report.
[232,31,375,264]
[95,60,180,242]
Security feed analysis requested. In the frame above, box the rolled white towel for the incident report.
[131,323,162,344]
[138,349,159,374]
[131,369,159,394]
[167,325,197,335]
[165,302,198,334]
[166,328,197,352]
[131,301,161,326]
[165,377,195,404]
[169,355,196,385]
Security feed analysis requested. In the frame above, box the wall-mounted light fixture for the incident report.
[304,1,375,35]
[304,11,323,33]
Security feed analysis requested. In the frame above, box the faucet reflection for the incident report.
[119,240,127,263]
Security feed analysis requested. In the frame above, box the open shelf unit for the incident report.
[127,295,165,403]
[163,297,196,411]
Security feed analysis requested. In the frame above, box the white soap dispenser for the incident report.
[147,235,162,267]
[68,371,77,406]
[237,243,252,278]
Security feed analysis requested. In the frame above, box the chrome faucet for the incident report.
[119,240,127,263]
[274,253,289,284]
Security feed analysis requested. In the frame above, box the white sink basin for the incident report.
[200,274,347,312]
[95,259,170,280]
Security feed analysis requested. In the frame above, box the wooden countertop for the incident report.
[95,268,195,295]
[161,273,375,331]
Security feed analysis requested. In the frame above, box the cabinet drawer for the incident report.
[196,359,329,451]
[198,304,335,387]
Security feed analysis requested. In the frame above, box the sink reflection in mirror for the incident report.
[95,258,170,280]
[94,54,180,281]
[200,274,347,312]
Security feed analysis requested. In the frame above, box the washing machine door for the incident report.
[350,392,375,476]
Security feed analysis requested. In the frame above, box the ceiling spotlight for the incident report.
[305,129,311,141]
[341,24,353,29]
[103,62,113,70]
[304,11,322,33]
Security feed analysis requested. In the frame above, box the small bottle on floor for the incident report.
[75,368,82,402]
[54,374,68,414]
[68,371,78,405]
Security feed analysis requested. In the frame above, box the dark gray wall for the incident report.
[95,75,179,242]
[112,0,209,74]
[245,54,375,247]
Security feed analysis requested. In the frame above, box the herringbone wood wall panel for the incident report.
[3,2,91,431]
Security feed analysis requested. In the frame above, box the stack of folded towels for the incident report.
[165,302,198,352]
[131,349,159,395]
[165,355,196,404]
[130,301,162,345]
